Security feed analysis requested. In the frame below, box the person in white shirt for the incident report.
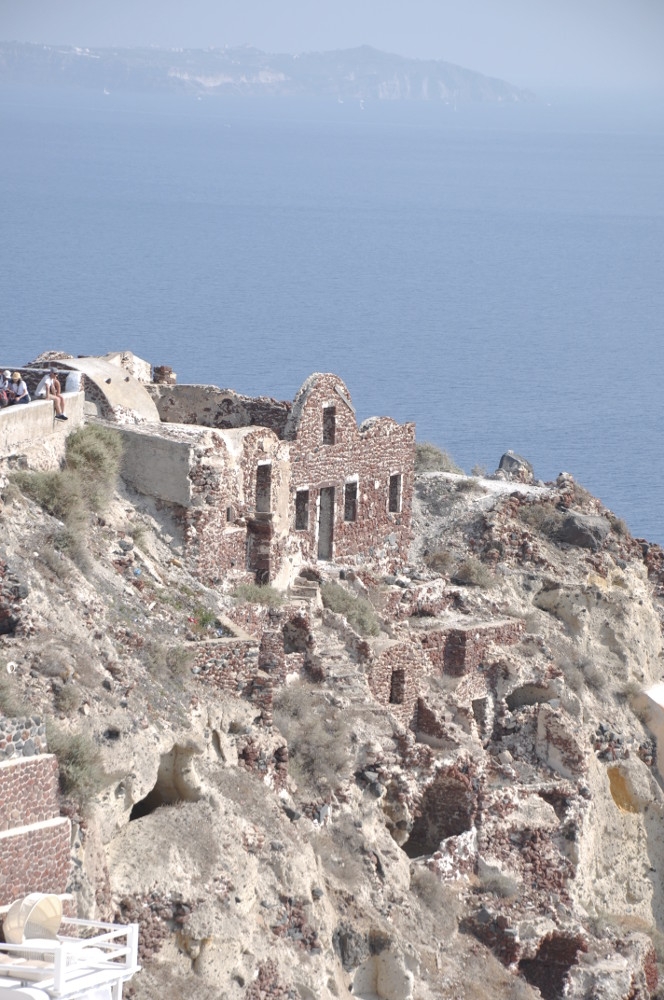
[9,372,30,405]
[35,369,68,420]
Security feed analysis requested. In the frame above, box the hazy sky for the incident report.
[1,0,663,93]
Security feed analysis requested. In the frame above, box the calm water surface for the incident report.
[1,90,663,540]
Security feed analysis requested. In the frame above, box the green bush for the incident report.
[12,426,123,570]
[415,442,463,474]
[320,581,380,636]
[232,583,284,607]
[45,719,105,808]
[64,425,123,511]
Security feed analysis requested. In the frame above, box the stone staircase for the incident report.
[289,576,321,605]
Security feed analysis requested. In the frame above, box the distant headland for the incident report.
[0,41,535,105]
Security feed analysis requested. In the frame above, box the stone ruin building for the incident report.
[8,355,415,589]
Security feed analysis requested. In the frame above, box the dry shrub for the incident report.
[559,656,606,694]
[0,674,30,717]
[320,581,380,636]
[456,477,485,494]
[415,442,463,474]
[54,682,82,714]
[452,557,494,588]
[45,719,105,808]
[273,683,352,795]
[518,503,565,540]
[423,546,454,574]
[411,866,460,935]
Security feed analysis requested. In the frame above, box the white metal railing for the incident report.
[0,917,139,999]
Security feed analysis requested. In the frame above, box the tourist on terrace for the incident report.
[35,369,68,420]
[9,371,30,404]
[0,369,10,407]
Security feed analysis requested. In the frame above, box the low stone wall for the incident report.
[0,817,71,905]
[419,619,525,677]
[0,392,84,461]
[192,638,261,694]
[0,716,47,759]
[0,755,60,831]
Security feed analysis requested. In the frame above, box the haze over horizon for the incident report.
[1,0,663,95]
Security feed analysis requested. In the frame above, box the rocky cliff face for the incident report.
[1,458,664,1000]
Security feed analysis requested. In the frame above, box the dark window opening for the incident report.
[323,406,336,444]
[388,473,402,513]
[255,464,272,513]
[344,481,358,522]
[389,669,405,705]
[226,505,235,522]
[295,490,310,530]
[401,775,475,858]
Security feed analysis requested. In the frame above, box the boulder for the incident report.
[497,451,534,482]
[558,513,609,552]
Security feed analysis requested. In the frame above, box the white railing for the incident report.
[0,917,139,999]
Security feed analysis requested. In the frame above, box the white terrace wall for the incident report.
[0,393,85,466]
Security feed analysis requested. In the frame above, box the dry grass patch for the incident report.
[273,682,353,796]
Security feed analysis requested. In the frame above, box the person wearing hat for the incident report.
[9,372,30,405]
[35,369,68,420]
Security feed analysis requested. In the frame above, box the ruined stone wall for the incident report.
[419,620,525,676]
[0,716,47,761]
[285,374,415,571]
[367,641,427,729]
[0,755,60,830]
[192,639,260,694]
[147,384,292,437]
[180,427,290,586]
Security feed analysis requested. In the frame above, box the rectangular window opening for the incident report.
[323,406,336,445]
[256,463,272,513]
[388,473,402,513]
[295,489,310,530]
[389,669,405,705]
[344,481,358,522]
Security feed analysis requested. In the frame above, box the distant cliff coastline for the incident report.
[0,41,535,104]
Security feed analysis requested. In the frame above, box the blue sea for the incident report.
[2,88,663,541]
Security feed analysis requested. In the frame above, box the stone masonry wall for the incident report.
[148,384,292,437]
[0,716,47,760]
[419,620,525,677]
[0,819,71,906]
[368,641,428,729]
[285,374,415,572]
[0,755,60,830]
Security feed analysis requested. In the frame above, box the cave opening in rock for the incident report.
[129,745,201,821]
[518,932,587,1000]
[402,774,475,858]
